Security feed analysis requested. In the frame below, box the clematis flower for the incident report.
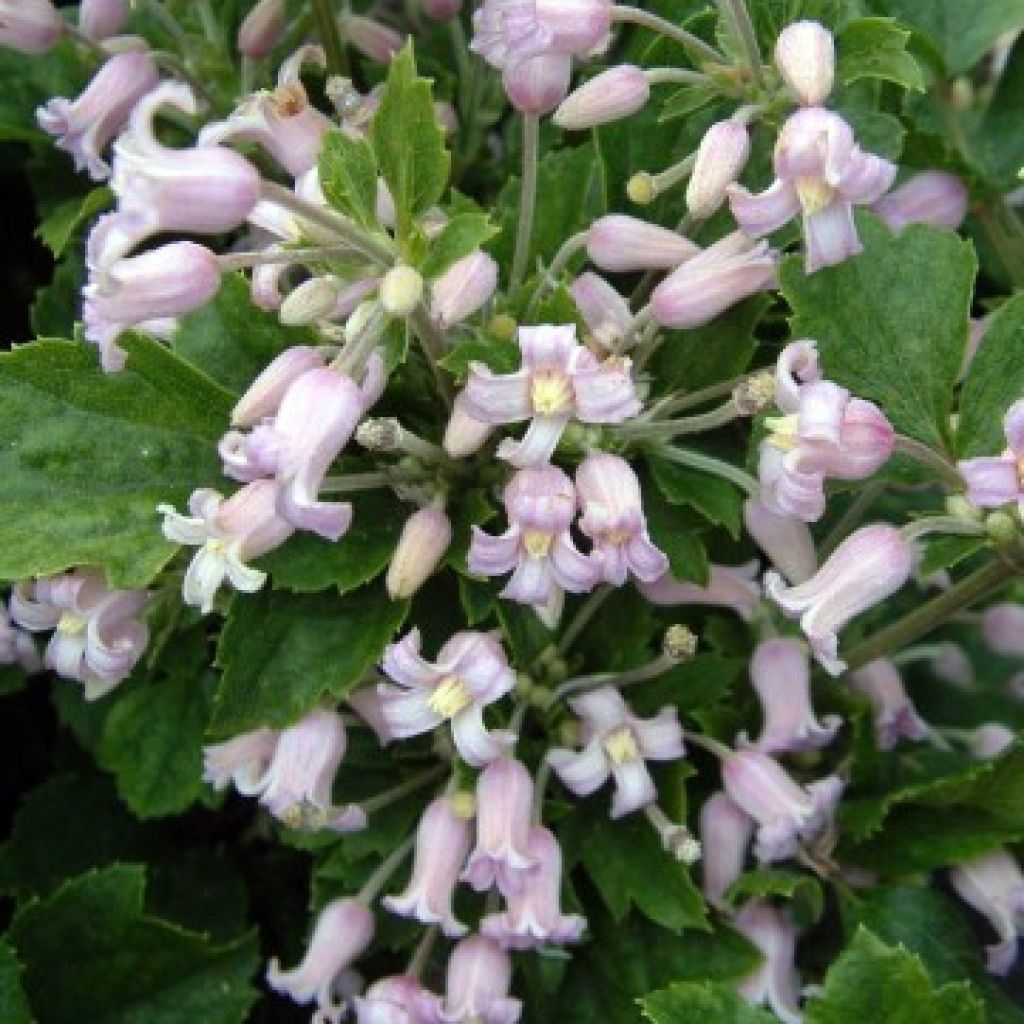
[554,64,651,130]
[430,251,498,329]
[766,524,914,675]
[950,849,1024,975]
[379,629,515,767]
[959,400,1024,512]
[743,496,817,584]
[267,898,375,1023]
[384,796,473,937]
[699,791,754,908]
[468,465,599,620]
[203,727,280,796]
[774,20,834,106]
[758,341,894,523]
[734,900,804,1024]
[0,0,65,53]
[686,120,751,219]
[722,748,843,863]
[501,52,572,115]
[159,479,296,614]
[547,685,685,818]
[741,639,841,753]
[0,603,40,674]
[983,602,1024,658]
[849,658,930,750]
[728,106,897,272]
[638,563,762,621]
[356,976,433,1024]
[420,936,522,1024]
[575,453,669,585]
[482,825,585,949]
[387,508,454,600]
[965,723,1016,760]
[37,50,159,180]
[237,0,286,59]
[230,347,327,427]
[872,170,968,233]
[460,324,640,468]
[570,272,632,352]
[585,214,698,273]
[10,570,148,699]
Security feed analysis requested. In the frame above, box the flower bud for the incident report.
[983,604,1024,659]
[774,20,835,106]
[553,65,650,130]
[699,792,753,907]
[339,14,404,63]
[430,251,497,328]
[380,265,424,317]
[387,507,453,599]
[423,0,462,19]
[79,0,127,40]
[586,214,698,273]
[743,496,816,584]
[444,394,494,457]
[238,0,287,59]
[966,723,1016,760]
[231,347,327,428]
[503,52,572,115]
[686,120,751,219]
[627,171,657,205]
[280,277,341,326]
[0,0,64,54]
[663,624,697,661]
[872,171,968,233]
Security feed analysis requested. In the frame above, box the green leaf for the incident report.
[372,43,450,241]
[724,869,825,923]
[437,331,521,383]
[420,212,498,279]
[318,129,379,229]
[781,214,976,450]
[957,291,1024,457]
[172,273,319,394]
[0,937,32,1024]
[805,928,985,1024]
[659,83,719,122]
[648,455,744,539]
[0,340,221,589]
[966,34,1024,189]
[918,535,987,577]
[211,583,408,735]
[31,250,84,340]
[836,18,925,90]
[642,982,777,1024]
[629,654,745,717]
[257,490,407,594]
[9,865,258,1024]
[36,187,113,257]
[640,475,710,585]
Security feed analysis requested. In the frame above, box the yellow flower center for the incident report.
[427,675,472,719]
[523,530,554,559]
[56,612,86,636]
[530,371,574,416]
[603,726,640,765]
[764,413,801,451]
[450,791,476,819]
[796,176,835,216]
[1016,455,1024,487]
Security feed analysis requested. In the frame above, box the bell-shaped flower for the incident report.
[570,272,632,352]
[983,602,1024,658]
[158,480,296,614]
[0,0,64,53]
[501,51,572,115]
[356,975,433,1024]
[482,825,586,949]
[743,496,817,584]
[230,346,328,427]
[741,639,841,753]
[548,685,685,819]
[638,563,762,622]
[0,603,40,674]
[734,900,804,1024]
[723,748,843,863]
[203,727,280,796]
[950,849,1024,975]
[959,399,1024,512]
[774,20,834,106]
[759,341,894,522]
[468,465,600,616]
[462,758,538,895]
[849,658,930,750]
[267,898,375,1022]
[37,50,159,180]
[766,524,914,675]
[379,629,515,767]
[420,935,522,1024]
[699,791,754,908]
[575,453,669,585]
[10,570,148,698]
[384,795,472,937]
[873,170,968,233]
[460,324,640,468]
[728,106,897,272]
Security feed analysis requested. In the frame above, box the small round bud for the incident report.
[665,830,701,865]
[663,624,698,661]
[529,684,553,709]
[356,417,403,452]
[558,718,581,748]
[544,656,569,683]
[450,791,476,819]
[945,494,985,523]
[279,276,340,326]
[515,672,534,698]
[380,265,424,318]
[732,370,776,415]
[627,172,657,205]
[489,313,518,341]
[986,510,1018,544]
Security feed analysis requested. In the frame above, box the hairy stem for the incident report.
[311,0,350,76]
[556,586,613,657]
[715,0,764,89]
[611,6,724,65]
[892,434,962,487]
[510,112,541,292]
[652,444,759,495]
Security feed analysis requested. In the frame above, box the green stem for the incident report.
[357,834,416,904]
[195,0,221,46]
[652,444,759,496]
[510,113,541,292]
[975,199,1024,290]
[556,585,613,657]
[715,0,764,89]
[901,516,987,543]
[216,245,358,270]
[618,400,742,439]
[525,231,588,319]
[682,729,732,760]
[842,557,1017,672]
[320,469,432,492]
[410,306,455,408]
[548,651,677,705]
[360,765,446,813]
[311,0,350,76]
[406,926,439,978]
[610,5,724,65]
[893,434,962,488]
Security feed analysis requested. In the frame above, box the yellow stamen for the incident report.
[56,612,86,636]
[764,413,801,451]
[450,791,476,819]
[530,371,573,416]
[523,530,554,558]
[796,176,835,216]
[427,675,472,719]
[603,726,640,765]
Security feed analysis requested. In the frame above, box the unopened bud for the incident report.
[586,214,698,273]
[280,276,341,326]
[430,251,498,329]
[558,718,581,747]
[945,494,985,523]
[503,53,571,115]
[529,684,553,709]
[488,313,518,341]
[732,370,775,415]
[80,0,128,40]
[515,672,534,698]
[380,265,424,318]
[238,0,286,59]
[450,790,476,818]
[339,14,404,64]
[387,507,453,599]
[986,510,1018,544]
[423,0,462,19]
[774,20,835,106]
[663,624,698,661]
[443,395,493,457]
[345,298,385,345]
[356,417,402,452]
[627,172,657,205]
[553,64,651,131]
[686,120,751,219]
[0,0,65,53]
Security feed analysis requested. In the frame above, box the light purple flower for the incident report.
[502,52,572,115]
[482,825,586,949]
[10,570,148,699]
[230,347,328,427]
[759,341,894,522]
[356,975,434,1024]
[420,935,522,1024]
[983,603,1024,658]
[699,791,754,908]
[469,465,599,617]
[774,20,834,106]
[37,50,159,180]
[741,639,841,754]
[872,171,968,233]
[267,898,375,1022]
[460,324,640,467]
[570,272,632,352]
[766,524,914,675]
[384,796,473,937]
[430,251,498,329]
[722,748,843,863]
[203,727,280,796]
[387,508,454,600]
[849,658,930,750]
[575,453,668,585]
[638,563,762,622]
[959,400,1024,512]
[443,394,494,458]
[586,214,698,273]
[950,849,1024,975]
[379,629,515,767]
[548,685,684,818]
[966,723,1016,760]
[0,0,64,53]
[339,14,405,64]
[158,480,297,613]
[79,0,126,38]
[734,900,804,1024]
[743,496,817,584]
[0,603,40,675]
[238,0,286,59]
[728,106,897,272]
[462,757,538,895]
[554,64,651,130]
[686,120,751,219]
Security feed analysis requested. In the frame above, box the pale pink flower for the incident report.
[638,563,762,622]
[430,251,498,329]
[548,685,684,818]
[387,508,454,599]
[203,727,280,796]
[443,394,494,457]
[339,14,404,64]
[699,791,754,908]
[554,65,650,130]
[347,687,396,747]
[950,849,1024,975]
[420,935,522,1024]
[0,603,40,675]
[238,0,286,59]
[37,50,159,180]
[728,106,897,272]
[379,629,515,767]
[230,347,328,428]
[734,901,804,1024]
[267,898,375,1023]
[502,52,572,114]
[743,496,817,584]
[356,976,433,1024]
[959,400,1024,512]
[872,171,968,233]
[983,603,1024,658]
[460,324,640,467]
[774,20,834,106]
[965,723,1016,760]
[0,0,64,53]
[686,120,751,219]
[570,272,632,351]
[384,796,473,937]
[586,214,698,273]
[79,0,127,40]
[850,658,930,750]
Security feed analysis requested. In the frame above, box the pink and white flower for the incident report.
[237,0,286,59]
[79,0,127,40]
[638,563,762,622]
[983,602,1024,658]
[872,170,968,233]
[0,0,64,53]
[774,20,834,107]
[743,496,817,584]
[959,399,1024,512]
[203,727,280,796]
[420,935,522,1024]
[585,214,698,273]
[0,603,40,675]
[950,849,1024,975]
[849,658,930,750]
[570,273,632,352]
[699,791,754,908]
[356,976,434,1024]
[734,901,804,1024]
[430,251,498,329]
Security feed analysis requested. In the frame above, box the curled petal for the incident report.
[452,705,515,767]
[803,201,861,273]
[547,740,611,797]
[728,179,800,237]
[496,415,569,468]
[609,758,657,818]
[462,367,532,424]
